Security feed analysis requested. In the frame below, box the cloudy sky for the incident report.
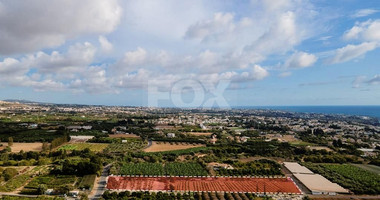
[0,0,379,107]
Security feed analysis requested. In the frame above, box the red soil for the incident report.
[106,176,301,194]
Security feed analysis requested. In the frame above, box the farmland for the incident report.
[119,162,208,176]
[0,142,43,153]
[186,132,213,136]
[215,160,283,176]
[103,191,274,200]
[109,134,140,138]
[105,140,145,153]
[58,143,109,152]
[304,163,380,194]
[144,141,205,152]
[106,176,302,194]
[22,175,77,194]
[351,164,380,175]
[78,174,97,190]
[0,166,47,192]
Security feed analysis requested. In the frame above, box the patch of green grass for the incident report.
[289,141,315,147]
[58,143,109,152]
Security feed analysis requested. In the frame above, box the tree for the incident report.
[3,168,18,181]
[37,184,47,195]
[42,142,49,152]
[8,137,13,147]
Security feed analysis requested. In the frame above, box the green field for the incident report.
[289,141,315,146]
[119,162,208,176]
[25,175,77,189]
[78,174,97,190]
[105,140,145,153]
[58,143,109,152]
[304,163,380,194]
[352,164,380,175]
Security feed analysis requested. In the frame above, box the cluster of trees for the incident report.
[50,132,70,149]
[1,168,18,181]
[217,159,282,176]
[54,156,102,176]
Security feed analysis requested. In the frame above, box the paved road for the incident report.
[89,164,112,200]
[145,140,152,149]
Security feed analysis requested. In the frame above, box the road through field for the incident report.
[89,164,112,200]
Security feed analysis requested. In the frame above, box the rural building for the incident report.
[283,162,314,174]
[293,173,349,195]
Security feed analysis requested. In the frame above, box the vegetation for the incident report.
[78,174,96,190]
[119,162,208,176]
[304,163,380,194]
[58,143,109,152]
[23,175,77,194]
[216,159,282,176]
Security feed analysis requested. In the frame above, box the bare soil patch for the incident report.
[186,132,212,136]
[0,142,43,153]
[144,141,205,152]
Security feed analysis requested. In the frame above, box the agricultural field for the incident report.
[0,166,47,192]
[351,164,380,175]
[0,142,43,153]
[109,134,140,139]
[289,141,315,147]
[304,163,380,194]
[105,140,145,153]
[214,160,283,176]
[58,143,109,152]
[103,191,274,200]
[186,132,213,136]
[119,162,208,176]
[106,176,301,194]
[144,141,205,152]
[22,175,77,194]
[78,174,97,190]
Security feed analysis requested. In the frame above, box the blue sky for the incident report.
[0,0,379,107]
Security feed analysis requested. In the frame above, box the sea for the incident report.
[238,106,380,120]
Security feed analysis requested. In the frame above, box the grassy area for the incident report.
[289,141,315,147]
[22,174,77,194]
[0,166,46,192]
[105,140,145,153]
[58,143,109,152]
[304,163,380,194]
[78,174,96,190]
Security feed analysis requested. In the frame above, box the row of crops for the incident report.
[106,141,145,153]
[103,191,273,200]
[21,175,77,194]
[119,162,208,176]
[303,163,380,194]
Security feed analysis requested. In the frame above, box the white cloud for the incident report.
[344,20,380,41]
[0,0,121,54]
[245,11,300,55]
[185,12,251,43]
[352,9,378,18]
[285,51,318,69]
[328,42,378,64]
[367,75,380,85]
[98,36,113,53]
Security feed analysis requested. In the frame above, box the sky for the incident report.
[0,0,379,107]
